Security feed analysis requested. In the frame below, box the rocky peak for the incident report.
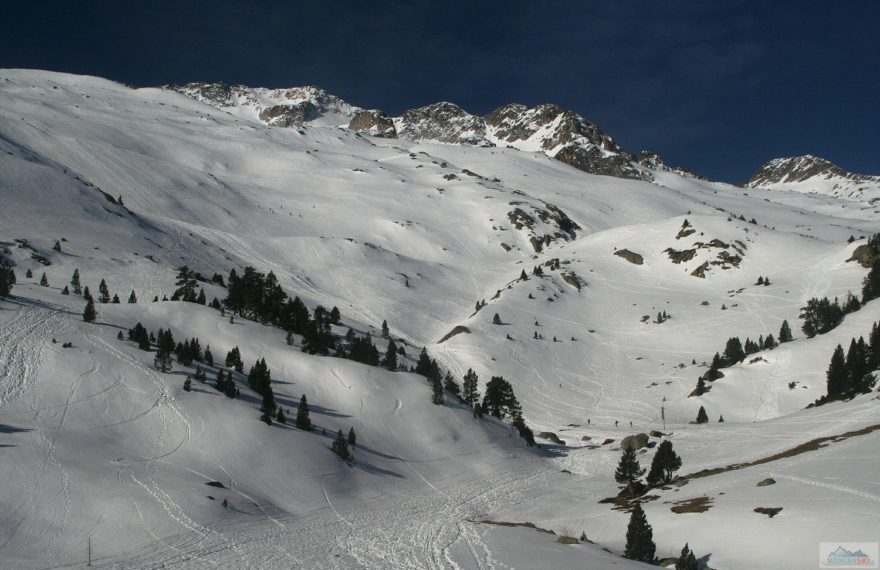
[485,102,649,180]
[395,102,492,146]
[348,110,397,138]
[167,82,360,127]
[746,154,880,203]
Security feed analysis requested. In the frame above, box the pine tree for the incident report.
[696,406,709,424]
[204,346,213,367]
[275,407,286,424]
[348,427,357,448]
[431,375,444,405]
[614,448,645,494]
[260,384,276,416]
[225,346,243,372]
[296,395,313,430]
[98,279,111,303]
[128,290,137,303]
[61,285,69,295]
[53,240,62,252]
[0,267,15,297]
[39,273,48,286]
[492,313,502,325]
[70,269,82,295]
[444,371,460,398]
[330,306,341,325]
[520,269,528,280]
[512,413,535,446]
[183,377,192,392]
[26,268,33,279]
[675,543,698,570]
[381,319,390,339]
[224,373,237,399]
[462,368,480,407]
[826,344,848,399]
[624,502,656,563]
[83,286,92,302]
[82,298,97,323]
[112,293,120,304]
[723,337,745,365]
[693,377,706,396]
[384,338,398,370]
[779,319,793,343]
[646,440,682,486]
[332,430,351,460]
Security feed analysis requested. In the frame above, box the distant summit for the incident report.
[747,154,880,202]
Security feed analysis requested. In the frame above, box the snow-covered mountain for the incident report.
[168,82,361,127]
[168,82,655,180]
[1,69,879,570]
[747,154,880,208]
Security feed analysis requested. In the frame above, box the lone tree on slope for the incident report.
[624,502,656,563]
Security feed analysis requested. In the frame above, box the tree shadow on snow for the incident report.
[0,423,33,434]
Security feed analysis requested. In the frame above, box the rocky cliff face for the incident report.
[348,110,397,138]
[395,102,492,146]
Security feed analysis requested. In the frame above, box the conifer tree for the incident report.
[296,395,313,430]
[83,286,92,302]
[330,306,341,325]
[70,269,82,295]
[204,346,213,367]
[723,337,745,365]
[646,440,682,486]
[444,371,460,398]
[381,319,390,339]
[260,384,276,416]
[61,285,69,295]
[348,427,356,448]
[675,543,698,570]
[224,373,237,399]
[492,313,502,325]
[39,273,48,286]
[225,346,243,372]
[826,344,848,399]
[520,269,528,280]
[112,293,120,304]
[431,375,444,405]
[696,406,709,424]
[384,338,398,370]
[82,297,97,323]
[614,448,645,495]
[26,268,33,278]
[779,320,793,343]
[512,413,535,446]
[128,289,137,303]
[183,377,192,392]
[332,430,351,460]
[53,240,62,252]
[693,377,706,397]
[0,267,15,297]
[462,368,480,407]
[624,502,656,563]
[98,279,111,303]
[275,407,286,424]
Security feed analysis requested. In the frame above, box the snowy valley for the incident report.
[1,69,879,569]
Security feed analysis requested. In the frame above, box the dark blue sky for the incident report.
[3,1,878,183]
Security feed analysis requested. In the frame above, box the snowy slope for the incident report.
[1,69,880,569]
